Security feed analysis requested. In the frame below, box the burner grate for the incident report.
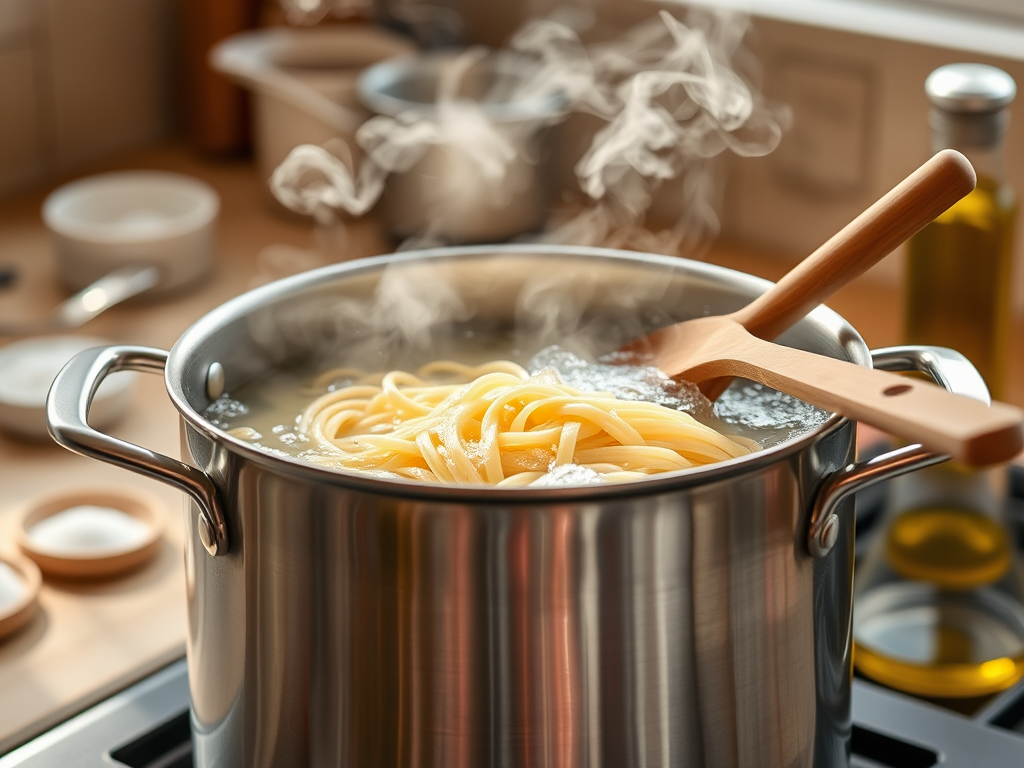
[109,711,190,768]
[1,659,1020,767]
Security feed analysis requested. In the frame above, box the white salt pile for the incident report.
[28,506,151,556]
[0,562,25,614]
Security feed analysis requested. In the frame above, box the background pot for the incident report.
[211,26,415,188]
[358,53,565,242]
[47,246,976,767]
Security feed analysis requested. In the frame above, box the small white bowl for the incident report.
[0,555,41,641]
[0,335,133,441]
[42,171,219,293]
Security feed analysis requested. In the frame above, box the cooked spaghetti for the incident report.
[297,360,756,486]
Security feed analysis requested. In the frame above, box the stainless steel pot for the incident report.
[357,52,563,242]
[46,245,982,768]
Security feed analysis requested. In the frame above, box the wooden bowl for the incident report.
[0,554,42,640]
[17,487,164,579]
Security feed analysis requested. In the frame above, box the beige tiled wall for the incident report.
[0,0,176,197]
[0,45,44,196]
[719,16,1024,299]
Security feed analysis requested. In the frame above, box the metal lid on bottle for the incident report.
[926,64,1016,113]
[926,64,1016,148]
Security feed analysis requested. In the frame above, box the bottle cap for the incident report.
[926,64,1016,114]
[926,64,1016,149]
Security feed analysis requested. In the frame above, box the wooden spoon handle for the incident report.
[728,149,977,341]
[696,337,1024,466]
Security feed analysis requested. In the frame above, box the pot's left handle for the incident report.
[47,345,229,557]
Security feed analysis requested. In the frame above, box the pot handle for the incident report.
[807,345,993,559]
[46,345,229,557]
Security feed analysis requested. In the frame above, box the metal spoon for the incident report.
[0,265,160,337]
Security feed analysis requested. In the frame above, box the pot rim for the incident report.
[357,49,568,124]
[167,244,863,504]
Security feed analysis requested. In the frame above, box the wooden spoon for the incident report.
[626,149,1024,466]
[638,317,1023,466]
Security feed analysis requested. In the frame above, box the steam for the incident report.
[256,6,789,369]
[515,8,785,252]
[271,6,786,258]
[271,46,526,245]
[247,253,685,373]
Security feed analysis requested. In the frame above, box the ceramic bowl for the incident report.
[42,171,219,294]
[0,555,41,641]
[0,335,133,441]
[17,486,164,579]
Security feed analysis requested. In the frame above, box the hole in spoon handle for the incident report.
[883,384,913,397]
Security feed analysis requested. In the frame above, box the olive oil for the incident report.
[854,64,1024,700]
[905,175,1016,400]
[885,506,1011,590]
[854,633,1024,699]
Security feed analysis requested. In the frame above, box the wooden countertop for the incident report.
[0,142,1021,753]
[0,144,391,752]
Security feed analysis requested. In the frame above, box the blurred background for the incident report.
[0,0,1021,286]
[2,2,1024,764]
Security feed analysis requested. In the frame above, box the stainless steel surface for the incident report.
[806,345,988,558]
[872,344,994,404]
[43,245,988,767]
[0,266,159,337]
[358,53,563,242]
[46,345,228,557]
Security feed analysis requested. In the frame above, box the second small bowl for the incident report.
[17,487,164,579]
[0,555,42,641]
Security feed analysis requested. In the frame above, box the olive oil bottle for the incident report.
[854,64,1024,700]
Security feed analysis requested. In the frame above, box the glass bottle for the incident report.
[853,64,1024,700]
[905,64,1017,399]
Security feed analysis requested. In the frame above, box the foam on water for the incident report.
[205,395,249,429]
[528,346,713,419]
[713,380,831,448]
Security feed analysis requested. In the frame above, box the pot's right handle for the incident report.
[807,345,996,558]
[46,345,229,557]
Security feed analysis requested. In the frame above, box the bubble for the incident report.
[203,395,249,428]
[528,345,713,418]
[714,381,830,448]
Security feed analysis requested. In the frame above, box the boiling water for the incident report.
[203,344,830,485]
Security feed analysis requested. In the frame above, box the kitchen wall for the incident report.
[719,15,1024,300]
[458,0,1024,310]
[1,0,1021,314]
[0,0,177,197]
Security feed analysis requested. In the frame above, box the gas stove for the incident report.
[3,468,1023,767]
[0,657,1022,768]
